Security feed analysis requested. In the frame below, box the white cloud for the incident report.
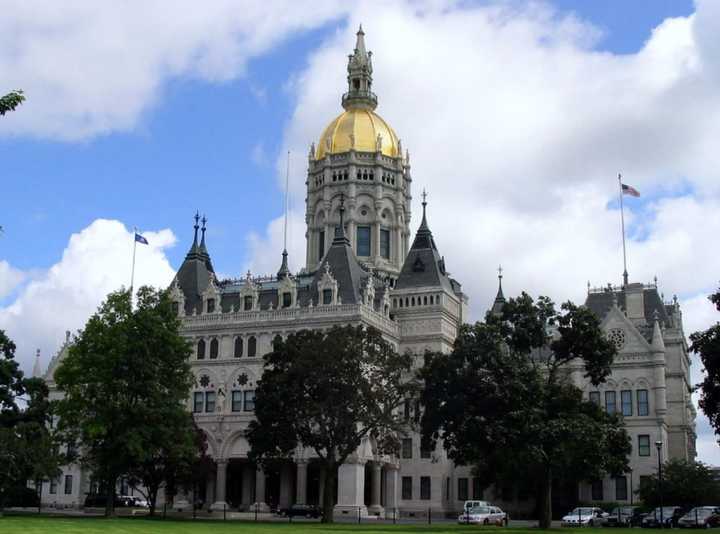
[0,219,177,375]
[0,260,26,299]
[0,0,348,140]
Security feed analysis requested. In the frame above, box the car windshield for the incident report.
[687,509,713,517]
[610,507,633,515]
[469,507,491,514]
[570,508,595,515]
[653,507,678,515]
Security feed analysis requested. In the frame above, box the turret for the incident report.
[342,25,377,111]
[490,266,506,316]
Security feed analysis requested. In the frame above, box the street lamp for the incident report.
[656,441,664,529]
[629,467,634,507]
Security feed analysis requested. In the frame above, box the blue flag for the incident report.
[135,233,148,245]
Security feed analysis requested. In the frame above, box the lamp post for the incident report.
[629,467,634,506]
[656,441,664,529]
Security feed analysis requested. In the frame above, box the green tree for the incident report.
[247,325,414,523]
[421,293,630,528]
[638,459,720,508]
[54,287,196,516]
[0,330,60,514]
[0,90,25,116]
[690,288,720,438]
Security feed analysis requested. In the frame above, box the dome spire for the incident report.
[342,25,377,111]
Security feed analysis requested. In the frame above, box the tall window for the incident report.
[637,389,649,416]
[193,392,204,413]
[244,295,253,311]
[638,435,651,456]
[458,478,469,501]
[205,391,216,413]
[472,477,482,499]
[589,391,600,405]
[197,339,205,360]
[420,443,432,459]
[591,480,604,500]
[64,474,73,495]
[357,226,371,256]
[209,338,219,359]
[404,399,411,421]
[243,390,255,412]
[282,292,292,308]
[318,230,325,261]
[49,478,57,494]
[231,391,242,412]
[248,336,257,357]
[234,337,243,358]
[605,391,617,414]
[402,438,413,459]
[323,289,332,305]
[380,229,390,259]
[206,298,215,313]
[621,390,633,416]
[420,476,431,500]
[402,476,413,500]
[615,476,628,500]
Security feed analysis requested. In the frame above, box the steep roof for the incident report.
[176,215,213,315]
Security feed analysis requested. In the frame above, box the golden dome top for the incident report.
[315,108,400,160]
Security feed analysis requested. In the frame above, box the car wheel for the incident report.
[484,519,490,525]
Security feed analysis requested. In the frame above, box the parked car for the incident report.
[678,507,720,529]
[641,507,686,528]
[277,504,323,518]
[604,506,644,527]
[561,507,609,527]
[83,495,134,508]
[464,500,492,511]
[457,505,508,526]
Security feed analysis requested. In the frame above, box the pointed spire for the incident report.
[333,193,351,246]
[200,215,207,250]
[419,188,429,231]
[192,211,200,247]
[491,266,506,316]
[32,349,42,378]
[409,189,435,250]
[342,25,377,110]
[651,309,665,352]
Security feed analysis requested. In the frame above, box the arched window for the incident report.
[248,336,257,358]
[423,296,428,305]
[411,297,415,306]
[234,337,243,358]
[273,334,283,350]
[429,295,434,305]
[209,338,219,359]
[196,339,206,360]
[405,298,409,307]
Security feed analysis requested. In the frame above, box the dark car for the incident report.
[83,495,134,508]
[277,504,323,518]
[678,507,720,528]
[604,506,644,527]
[642,507,686,528]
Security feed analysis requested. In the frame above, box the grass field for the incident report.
[0,516,639,534]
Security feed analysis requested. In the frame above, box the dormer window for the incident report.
[282,292,292,308]
[323,289,333,305]
[206,298,215,314]
[244,296,253,311]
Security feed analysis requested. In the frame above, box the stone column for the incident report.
[279,463,292,508]
[241,464,253,508]
[253,466,269,512]
[334,459,367,517]
[296,460,308,505]
[385,464,399,514]
[368,462,384,515]
[211,459,229,511]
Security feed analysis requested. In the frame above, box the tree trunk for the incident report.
[537,466,552,529]
[105,477,117,517]
[321,464,337,524]
[148,485,158,517]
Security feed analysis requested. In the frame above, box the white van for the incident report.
[464,500,491,511]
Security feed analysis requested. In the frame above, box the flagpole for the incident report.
[130,226,138,299]
[618,174,628,287]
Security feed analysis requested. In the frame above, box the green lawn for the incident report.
[0,516,639,534]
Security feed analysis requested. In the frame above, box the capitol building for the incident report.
[40,28,696,517]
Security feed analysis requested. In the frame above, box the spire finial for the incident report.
[491,265,506,315]
[339,192,345,227]
[192,210,200,245]
[200,214,207,245]
[332,192,351,246]
[497,265,504,294]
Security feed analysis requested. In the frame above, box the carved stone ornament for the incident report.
[608,328,626,350]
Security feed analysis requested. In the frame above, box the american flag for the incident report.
[621,183,640,197]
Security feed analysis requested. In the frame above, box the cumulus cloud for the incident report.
[0,0,348,140]
[0,219,177,375]
[0,260,26,300]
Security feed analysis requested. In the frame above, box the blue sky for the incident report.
[0,0,694,282]
[3,0,720,462]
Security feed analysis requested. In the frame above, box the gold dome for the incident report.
[316,108,400,159]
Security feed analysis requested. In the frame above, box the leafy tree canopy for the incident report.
[54,287,196,515]
[0,90,25,116]
[248,325,415,522]
[638,459,720,508]
[690,288,720,439]
[421,293,630,528]
[0,329,59,511]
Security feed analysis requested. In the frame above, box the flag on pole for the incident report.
[621,183,640,197]
[135,233,149,245]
